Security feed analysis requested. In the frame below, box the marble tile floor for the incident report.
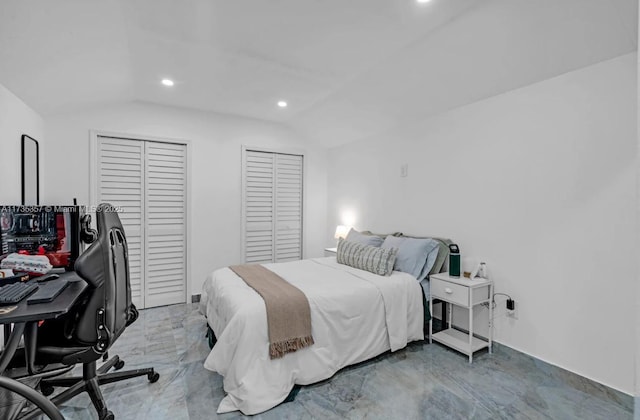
[41,304,633,420]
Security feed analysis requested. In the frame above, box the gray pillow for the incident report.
[345,228,383,247]
[381,236,439,280]
[360,231,403,239]
[336,238,397,276]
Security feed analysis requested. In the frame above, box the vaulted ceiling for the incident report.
[0,0,637,147]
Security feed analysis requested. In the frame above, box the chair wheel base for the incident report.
[40,385,54,397]
[100,410,114,420]
[114,360,125,370]
[148,372,160,383]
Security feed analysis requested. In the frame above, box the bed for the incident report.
[199,234,451,415]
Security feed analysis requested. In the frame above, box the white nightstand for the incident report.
[429,272,493,363]
[324,247,337,257]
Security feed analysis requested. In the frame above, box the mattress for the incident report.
[200,257,424,415]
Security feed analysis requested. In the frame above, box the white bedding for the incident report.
[200,257,424,415]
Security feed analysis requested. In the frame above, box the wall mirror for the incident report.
[21,134,39,205]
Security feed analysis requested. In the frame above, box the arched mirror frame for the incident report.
[21,134,40,205]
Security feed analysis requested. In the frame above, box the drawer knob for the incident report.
[445,287,453,294]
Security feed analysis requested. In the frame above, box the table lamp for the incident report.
[334,225,350,243]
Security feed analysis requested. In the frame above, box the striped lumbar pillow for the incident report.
[337,238,398,276]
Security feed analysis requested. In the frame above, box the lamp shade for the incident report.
[334,225,350,240]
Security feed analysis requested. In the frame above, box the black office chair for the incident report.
[24,203,159,420]
[0,376,64,420]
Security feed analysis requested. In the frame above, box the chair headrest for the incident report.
[74,204,125,288]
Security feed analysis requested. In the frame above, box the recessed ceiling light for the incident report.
[277,101,288,108]
[417,0,432,3]
[161,79,174,87]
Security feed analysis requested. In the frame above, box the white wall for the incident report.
[636,12,640,415]
[42,101,327,299]
[0,83,44,203]
[327,53,637,394]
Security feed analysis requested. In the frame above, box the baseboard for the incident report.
[191,294,201,303]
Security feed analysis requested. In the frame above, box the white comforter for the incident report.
[200,257,424,415]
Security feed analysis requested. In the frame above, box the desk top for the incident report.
[0,272,88,324]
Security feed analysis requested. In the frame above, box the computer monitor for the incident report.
[0,205,82,271]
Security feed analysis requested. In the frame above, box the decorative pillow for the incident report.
[337,238,398,276]
[345,228,384,247]
[336,238,362,267]
[381,236,439,281]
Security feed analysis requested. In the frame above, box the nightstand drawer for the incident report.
[431,278,469,306]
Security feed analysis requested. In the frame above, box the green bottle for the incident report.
[449,244,460,277]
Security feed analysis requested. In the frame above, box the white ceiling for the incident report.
[0,0,637,147]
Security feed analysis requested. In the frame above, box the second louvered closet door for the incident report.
[243,149,303,264]
[144,142,187,307]
[97,136,187,309]
[274,154,303,262]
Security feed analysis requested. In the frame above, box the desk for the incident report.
[0,272,88,374]
[0,272,87,420]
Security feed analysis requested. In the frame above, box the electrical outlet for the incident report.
[506,300,518,320]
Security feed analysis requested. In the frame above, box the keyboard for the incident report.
[27,280,69,305]
[0,282,39,305]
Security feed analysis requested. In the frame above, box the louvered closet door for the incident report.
[244,151,275,263]
[243,150,303,263]
[97,137,145,308]
[274,154,302,262]
[144,142,187,308]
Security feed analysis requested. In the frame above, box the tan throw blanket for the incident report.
[229,264,314,359]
